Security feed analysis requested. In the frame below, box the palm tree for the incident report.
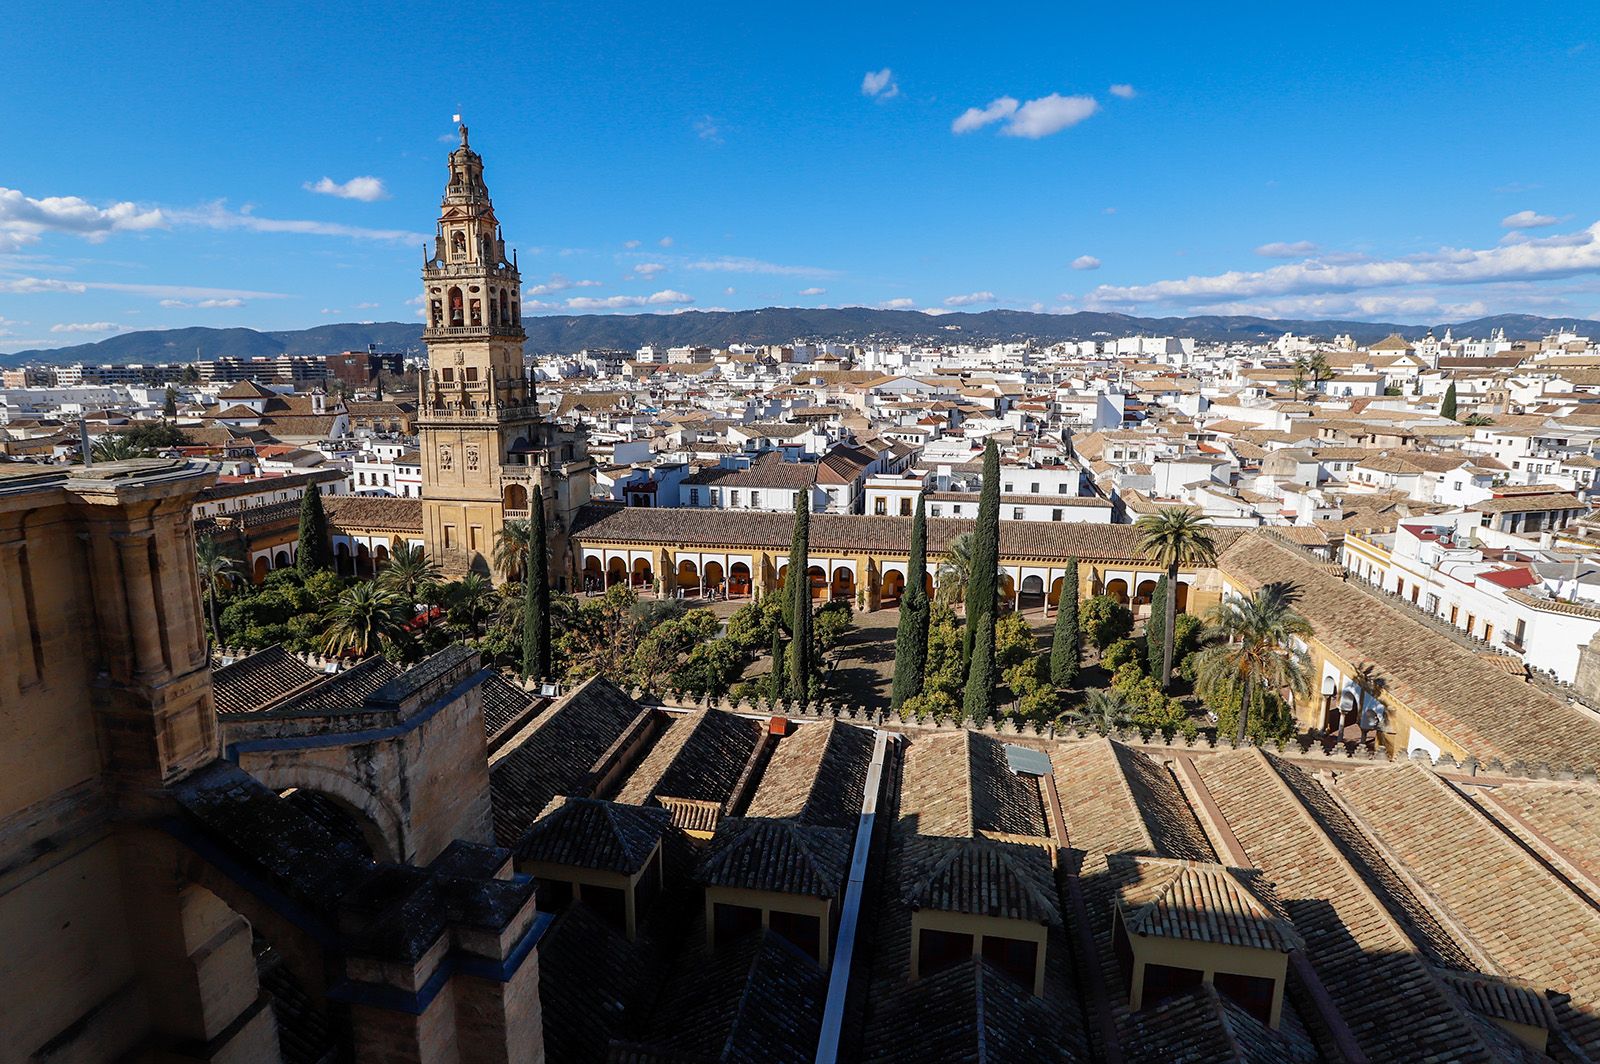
[379,541,441,622]
[1069,687,1132,733]
[90,433,149,462]
[320,581,410,658]
[492,519,533,582]
[1289,355,1308,402]
[195,536,240,647]
[1193,582,1314,744]
[1461,413,1495,426]
[936,531,975,607]
[1305,351,1331,397]
[1136,507,1218,690]
[447,572,494,637]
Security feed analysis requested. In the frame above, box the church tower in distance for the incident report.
[418,125,592,581]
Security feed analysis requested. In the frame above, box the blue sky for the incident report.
[4,0,1599,350]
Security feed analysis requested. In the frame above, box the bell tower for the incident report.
[418,125,591,580]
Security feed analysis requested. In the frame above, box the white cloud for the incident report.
[659,236,674,248]
[525,274,603,295]
[303,176,390,202]
[1109,84,1136,99]
[0,275,282,300]
[798,286,826,296]
[1255,240,1321,258]
[944,290,996,307]
[683,255,836,277]
[694,116,723,144]
[169,202,425,243]
[565,289,694,310]
[50,321,121,334]
[1070,255,1101,270]
[1003,94,1100,138]
[952,97,1018,134]
[877,297,916,309]
[1501,209,1558,229]
[0,186,165,251]
[1103,206,1117,215]
[353,301,379,309]
[1084,221,1600,314]
[623,239,641,249]
[724,286,735,296]
[633,263,667,278]
[862,68,899,99]
[197,298,244,308]
[159,299,187,308]
[952,93,1099,138]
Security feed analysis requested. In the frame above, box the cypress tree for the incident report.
[962,609,997,724]
[1050,556,1080,687]
[1146,576,1169,678]
[786,492,812,702]
[296,487,331,574]
[522,486,550,680]
[162,385,177,418]
[964,438,1001,667]
[782,489,809,631]
[890,493,931,711]
[1440,381,1458,421]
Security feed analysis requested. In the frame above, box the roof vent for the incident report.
[1004,744,1053,778]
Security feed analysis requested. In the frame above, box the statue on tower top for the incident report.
[459,123,469,148]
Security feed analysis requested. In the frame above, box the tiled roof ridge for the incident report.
[1323,765,1510,976]
[911,837,1060,925]
[1121,857,1296,951]
[1105,739,1161,856]
[961,729,977,839]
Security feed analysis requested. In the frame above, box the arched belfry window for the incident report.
[499,290,510,325]
[448,287,464,326]
[451,230,467,257]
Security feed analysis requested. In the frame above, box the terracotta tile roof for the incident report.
[1216,532,1600,767]
[1473,779,1600,889]
[211,645,322,716]
[488,676,645,846]
[573,502,1220,566]
[1113,855,1301,952]
[1192,749,1513,1063]
[1471,492,1586,513]
[866,957,1073,1063]
[520,795,670,875]
[537,902,669,1063]
[1117,983,1317,1064]
[898,731,1049,839]
[479,671,537,739]
[324,495,424,534]
[248,657,399,718]
[697,818,852,899]
[744,718,876,829]
[612,708,761,810]
[631,931,826,1064]
[1336,763,1600,1055]
[903,836,1059,924]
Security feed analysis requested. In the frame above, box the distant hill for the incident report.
[5,309,1598,366]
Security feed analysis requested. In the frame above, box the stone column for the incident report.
[0,537,32,694]
[115,530,167,677]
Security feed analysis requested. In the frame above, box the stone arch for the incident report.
[583,555,603,592]
[704,560,725,592]
[245,762,405,864]
[1019,574,1046,611]
[253,555,270,583]
[807,565,827,601]
[677,559,699,593]
[633,557,653,587]
[448,286,464,326]
[998,573,1016,608]
[1048,576,1065,607]
[334,542,351,578]
[504,483,528,511]
[830,566,855,602]
[273,549,291,570]
[374,544,390,570]
[1134,579,1158,607]
[355,542,372,578]
[607,557,627,587]
[1106,578,1129,605]
[880,567,906,605]
[499,290,510,325]
[1174,580,1190,613]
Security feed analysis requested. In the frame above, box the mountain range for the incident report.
[4,309,1597,367]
